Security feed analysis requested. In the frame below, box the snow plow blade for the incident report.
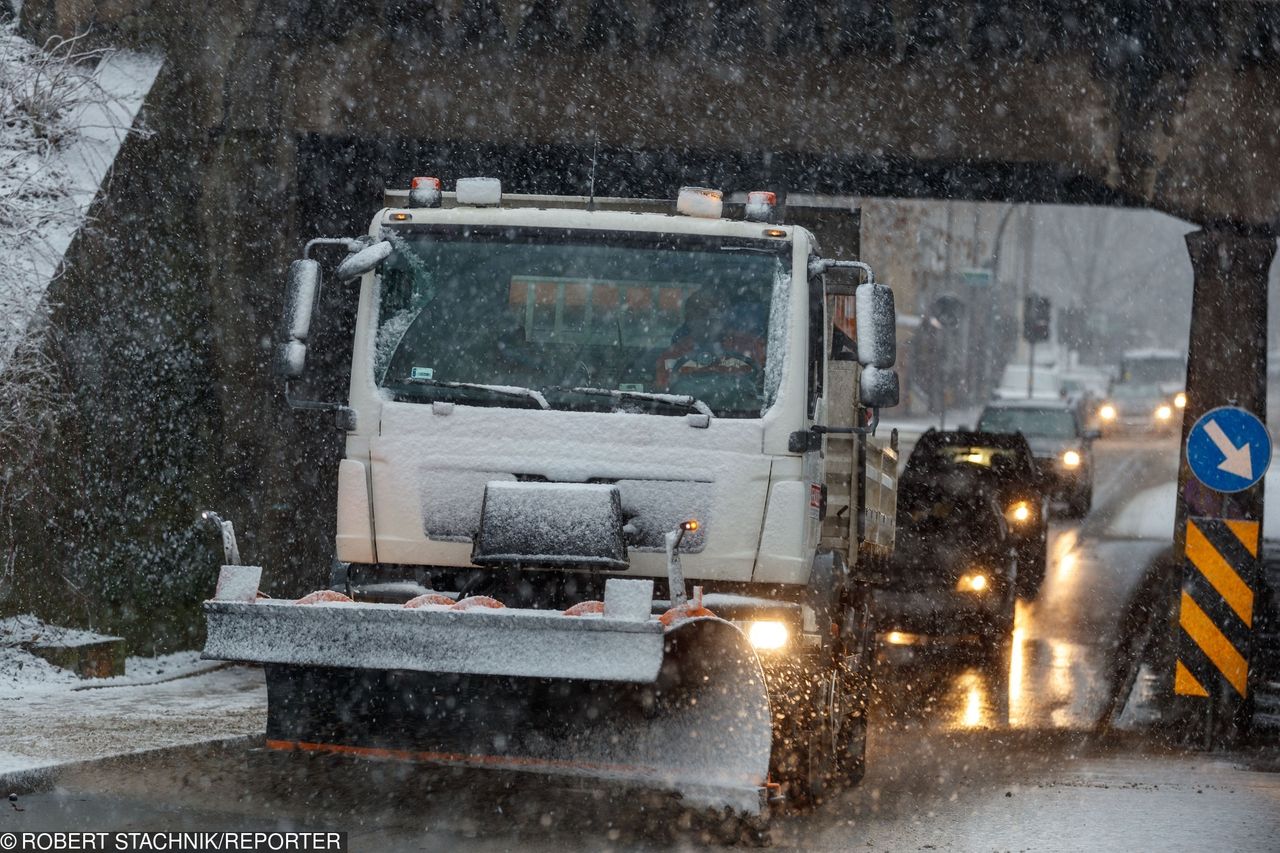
[203,600,773,814]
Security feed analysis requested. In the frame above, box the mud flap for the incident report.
[258,617,772,814]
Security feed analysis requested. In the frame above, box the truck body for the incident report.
[202,181,900,824]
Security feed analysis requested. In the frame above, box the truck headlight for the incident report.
[1099,404,1116,421]
[1061,450,1081,468]
[957,573,989,593]
[1155,404,1173,421]
[747,620,789,650]
[1174,392,1186,409]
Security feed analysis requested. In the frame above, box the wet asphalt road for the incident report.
[12,435,1280,850]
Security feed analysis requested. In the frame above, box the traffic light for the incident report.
[932,294,965,329]
[1023,294,1051,343]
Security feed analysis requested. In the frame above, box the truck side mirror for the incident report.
[278,259,320,379]
[860,366,899,408]
[856,282,896,368]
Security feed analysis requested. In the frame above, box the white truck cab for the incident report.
[310,182,897,596]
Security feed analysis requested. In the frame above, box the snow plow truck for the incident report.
[202,179,900,826]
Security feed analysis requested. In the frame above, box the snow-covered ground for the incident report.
[0,616,264,778]
[0,24,161,372]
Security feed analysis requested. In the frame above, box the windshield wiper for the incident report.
[560,386,713,417]
[401,377,549,409]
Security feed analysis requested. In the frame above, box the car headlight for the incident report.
[1174,392,1186,409]
[747,620,789,650]
[1099,404,1116,421]
[1061,449,1081,468]
[1155,404,1173,421]
[957,573,989,593]
[1006,500,1032,523]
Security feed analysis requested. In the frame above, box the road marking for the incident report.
[1204,419,1254,479]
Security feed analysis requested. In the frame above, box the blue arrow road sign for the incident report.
[1186,406,1272,493]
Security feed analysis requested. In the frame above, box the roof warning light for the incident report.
[676,186,723,219]
[744,190,776,222]
[409,176,442,208]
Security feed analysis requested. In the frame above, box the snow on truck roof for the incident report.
[376,203,804,242]
[378,186,809,241]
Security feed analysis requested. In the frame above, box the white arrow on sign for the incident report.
[1204,419,1254,480]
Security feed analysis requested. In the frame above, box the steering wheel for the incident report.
[667,347,765,386]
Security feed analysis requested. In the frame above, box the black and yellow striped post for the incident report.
[1169,226,1273,746]
[1175,518,1260,704]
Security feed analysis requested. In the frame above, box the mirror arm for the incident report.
[790,410,881,453]
[813,408,880,437]
[283,382,358,431]
[809,258,875,282]
[303,237,366,260]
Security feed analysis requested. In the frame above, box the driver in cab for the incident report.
[655,288,766,391]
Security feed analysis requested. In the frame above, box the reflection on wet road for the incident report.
[876,436,1181,735]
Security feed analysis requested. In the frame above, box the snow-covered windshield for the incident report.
[373,227,789,418]
[978,407,1078,439]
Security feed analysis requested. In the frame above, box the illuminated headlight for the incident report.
[1099,404,1116,421]
[1007,501,1032,523]
[956,573,989,593]
[747,620,789,650]
[1061,450,1082,468]
[1155,404,1173,421]
[885,631,921,646]
[1174,392,1186,409]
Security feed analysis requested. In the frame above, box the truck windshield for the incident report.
[373,227,790,418]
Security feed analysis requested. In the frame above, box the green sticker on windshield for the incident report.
[619,383,644,392]
[410,367,435,380]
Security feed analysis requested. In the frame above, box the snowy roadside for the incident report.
[0,25,162,372]
[0,617,265,781]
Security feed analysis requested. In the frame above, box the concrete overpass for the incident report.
[12,1,1278,653]
[26,0,1280,223]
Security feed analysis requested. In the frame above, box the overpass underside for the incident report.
[29,0,1280,226]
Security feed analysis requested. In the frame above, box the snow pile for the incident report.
[0,25,161,374]
[0,614,219,697]
[0,612,110,647]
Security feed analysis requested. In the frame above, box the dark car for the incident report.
[977,399,1098,518]
[874,480,1018,657]
[899,429,1049,598]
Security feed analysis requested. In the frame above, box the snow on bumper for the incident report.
[202,599,666,683]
